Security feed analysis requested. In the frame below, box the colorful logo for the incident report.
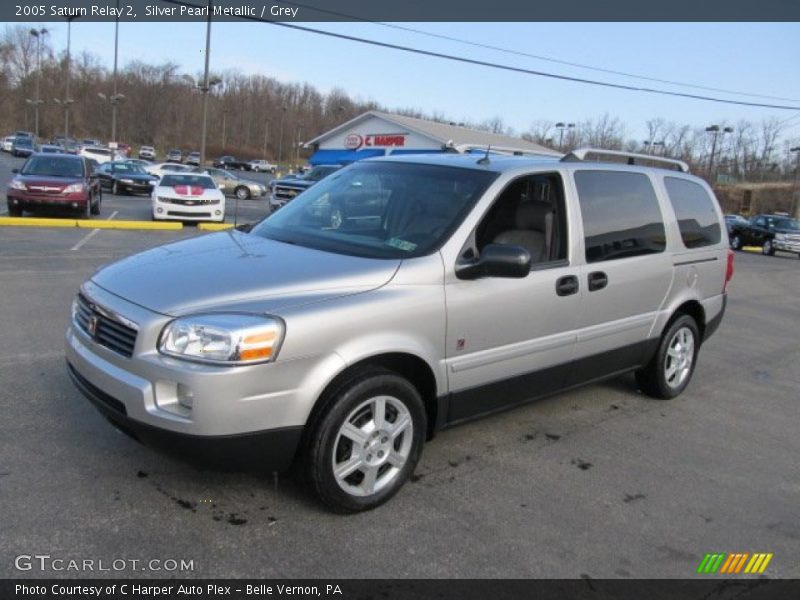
[697,552,773,574]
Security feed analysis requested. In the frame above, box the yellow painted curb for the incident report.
[84,220,182,230]
[0,217,182,230]
[197,223,234,231]
[0,217,76,228]
[742,246,761,252]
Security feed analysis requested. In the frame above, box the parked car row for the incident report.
[4,147,273,224]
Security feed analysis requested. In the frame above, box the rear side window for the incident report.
[574,170,666,263]
[663,177,721,248]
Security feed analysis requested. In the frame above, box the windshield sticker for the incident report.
[386,238,417,252]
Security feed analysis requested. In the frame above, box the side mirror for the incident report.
[11,168,19,174]
[456,243,531,280]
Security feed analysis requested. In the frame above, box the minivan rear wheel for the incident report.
[636,314,700,400]
[305,367,425,513]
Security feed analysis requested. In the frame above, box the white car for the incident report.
[144,162,194,179]
[79,146,123,164]
[248,159,277,173]
[139,145,156,160]
[151,172,225,222]
[2,136,16,152]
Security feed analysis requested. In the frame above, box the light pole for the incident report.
[705,125,733,181]
[295,126,303,167]
[111,0,120,142]
[790,146,800,219]
[555,122,574,151]
[262,120,270,161]
[277,106,287,164]
[199,0,214,166]
[97,92,126,142]
[63,18,74,139]
[29,28,48,139]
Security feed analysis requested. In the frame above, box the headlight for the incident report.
[120,178,134,184]
[158,313,284,365]
[9,179,26,191]
[63,183,84,194]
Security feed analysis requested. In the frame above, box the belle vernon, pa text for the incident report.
[48,5,301,18]
[16,584,343,597]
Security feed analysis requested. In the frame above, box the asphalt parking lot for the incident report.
[0,168,798,579]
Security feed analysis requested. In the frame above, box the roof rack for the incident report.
[561,147,689,173]
[445,142,560,157]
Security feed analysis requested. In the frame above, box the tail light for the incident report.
[723,249,734,292]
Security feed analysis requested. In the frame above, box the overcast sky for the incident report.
[26,20,800,145]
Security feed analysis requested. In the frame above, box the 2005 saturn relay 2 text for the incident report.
[66,148,733,512]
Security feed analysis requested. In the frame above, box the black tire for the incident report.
[80,197,92,219]
[304,367,426,513]
[762,239,775,256]
[235,186,250,200]
[730,234,743,250]
[91,194,101,215]
[636,314,700,400]
[112,181,119,195]
[7,205,22,217]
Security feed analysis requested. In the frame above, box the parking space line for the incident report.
[71,211,118,251]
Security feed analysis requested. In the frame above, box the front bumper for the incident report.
[152,198,225,221]
[7,191,89,211]
[67,361,302,471]
[118,181,155,194]
[64,283,346,469]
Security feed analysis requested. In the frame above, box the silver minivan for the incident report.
[66,149,733,512]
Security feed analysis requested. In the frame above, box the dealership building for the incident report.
[305,111,559,165]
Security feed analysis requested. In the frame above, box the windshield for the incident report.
[111,163,146,175]
[21,156,83,178]
[160,174,215,189]
[15,137,32,147]
[252,161,497,259]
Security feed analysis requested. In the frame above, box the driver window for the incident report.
[474,173,568,265]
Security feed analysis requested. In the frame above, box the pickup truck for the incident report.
[729,213,800,258]
[248,159,277,173]
[269,164,340,210]
[213,155,251,171]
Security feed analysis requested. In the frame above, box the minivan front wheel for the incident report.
[636,315,700,400]
[305,368,425,512]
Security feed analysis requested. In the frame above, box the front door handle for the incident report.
[556,275,579,297]
[588,271,608,292]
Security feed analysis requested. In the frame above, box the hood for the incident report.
[91,231,400,316]
[118,173,156,182]
[17,175,83,188]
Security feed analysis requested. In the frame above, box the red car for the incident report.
[6,154,102,218]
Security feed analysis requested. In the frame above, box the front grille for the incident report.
[74,294,138,358]
[273,186,303,200]
[67,363,128,416]
[157,196,219,205]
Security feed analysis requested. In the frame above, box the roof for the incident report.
[306,110,560,157]
[367,152,561,173]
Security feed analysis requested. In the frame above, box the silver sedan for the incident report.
[194,167,267,200]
